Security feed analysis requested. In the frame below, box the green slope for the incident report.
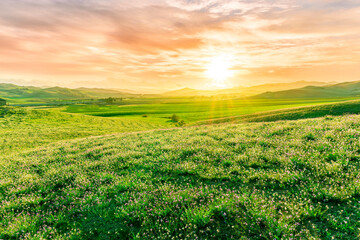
[63,97,352,123]
[0,107,169,157]
[196,99,360,125]
[0,83,136,103]
[1,114,360,239]
[161,81,330,97]
[2,99,360,157]
[255,80,360,99]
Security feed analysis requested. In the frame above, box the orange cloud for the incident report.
[0,0,359,91]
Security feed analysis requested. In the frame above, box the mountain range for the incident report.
[254,80,360,99]
[1,80,360,103]
[161,81,331,97]
[0,83,137,101]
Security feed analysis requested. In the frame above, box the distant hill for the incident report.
[221,81,330,96]
[0,83,137,102]
[74,87,136,98]
[161,87,217,97]
[254,80,360,99]
[161,81,330,97]
[1,80,354,102]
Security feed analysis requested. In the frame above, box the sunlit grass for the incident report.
[0,107,169,157]
[1,114,360,239]
[62,97,357,123]
[2,99,360,239]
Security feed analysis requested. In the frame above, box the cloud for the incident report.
[0,0,359,90]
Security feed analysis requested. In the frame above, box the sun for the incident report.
[205,55,234,88]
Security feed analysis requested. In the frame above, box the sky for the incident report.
[0,0,360,92]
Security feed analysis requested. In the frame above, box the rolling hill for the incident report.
[196,99,360,125]
[161,87,217,97]
[0,107,169,157]
[254,80,360,99]
[1,110,359,239]
[3,99,359,157]
[162,81,331,97]
[0,80,341,102]
[0,83,137,103]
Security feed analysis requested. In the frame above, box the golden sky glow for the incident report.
[0,0,360,92]
[205,55,234,88]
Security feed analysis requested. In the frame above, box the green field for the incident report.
[3,99,360,158]
[0,107,169,157]
[62,97,356,124]
[1,112,360,239]
[2,0,360,238]
[1,98,360,239]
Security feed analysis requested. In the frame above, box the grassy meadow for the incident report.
[62,97,355,124]
[0,107,169,157]
[1,113,360,239]
[1,97,360,239]
[2,0,360,238]
[3,98,360,158]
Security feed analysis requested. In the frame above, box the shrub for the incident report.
[171,114,180,122]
